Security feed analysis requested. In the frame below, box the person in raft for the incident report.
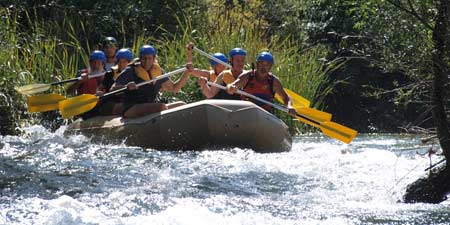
[184,43,227,85]
[225,51,296,115]
[102,36,118,71]
[198,47,247,99]
[97,48,134,115]
[67,50,106,96]
[112,45,193,118]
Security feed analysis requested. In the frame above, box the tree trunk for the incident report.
[404,0,450,203]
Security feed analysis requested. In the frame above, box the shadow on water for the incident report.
[191,171,299,197]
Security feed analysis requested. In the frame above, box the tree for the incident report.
[402,0,450,203]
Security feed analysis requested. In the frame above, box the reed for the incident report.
[1,3,334,133]
[152,11,334,131]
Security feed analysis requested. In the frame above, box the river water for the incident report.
[1,126,449,225]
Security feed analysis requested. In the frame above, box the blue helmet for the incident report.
[89,50,106,65]
[257,51,274,64]
[210,53,227,66]
[139,45,156,56]
[116,48,133,61]
[229,48,246,58]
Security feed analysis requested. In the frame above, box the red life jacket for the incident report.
[76,69,104,95]
[242,71,275,112]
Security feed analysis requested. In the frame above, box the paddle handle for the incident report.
[50,71,107,86]
[193,47,232,68]
[101,67,188,99]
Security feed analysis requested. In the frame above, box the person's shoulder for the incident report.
[269,72,280,81]
[115,66,135,84]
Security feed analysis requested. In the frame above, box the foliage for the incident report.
[0,1,333,134]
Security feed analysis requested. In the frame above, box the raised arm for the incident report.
[160,63,193,93]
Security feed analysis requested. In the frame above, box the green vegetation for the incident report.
[0,1,334,133]
[2,0,443,134]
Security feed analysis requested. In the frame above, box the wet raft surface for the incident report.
[66,100,292,153]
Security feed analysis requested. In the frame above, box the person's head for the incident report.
[103,37,118,59]
[89,50,106,72]
[229,48,246,71]
[210,52,227,73]
[116,48,133,71]
[139,45,156,70]
[256,51,274,75]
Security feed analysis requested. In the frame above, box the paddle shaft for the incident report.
[207,81,353,138]
[100,67,188,99]
[51,72,107,86]
[193,47,232,68]
[194,46,311,107]
[207,81,297,114]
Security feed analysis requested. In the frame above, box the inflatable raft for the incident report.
[65,99,292,153]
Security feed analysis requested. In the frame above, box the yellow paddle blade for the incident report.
[319,121,358,144]
[59,94,99,119]
[275,88,310,108]
[284,88,310,107]
[27,93,65,112]
[294,114,357,144]
[295,107,332,123]
[15,83,51,95]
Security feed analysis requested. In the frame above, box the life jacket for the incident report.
[221,70,237,84]
[242,71,275,112]
[77,69,104,95]
[215,69,243,100]
[134,62,163,81]
[121,63,166,106]
[209,70,217,82]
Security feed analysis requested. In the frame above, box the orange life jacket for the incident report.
[209,70,217,82]
[215,69,243,100]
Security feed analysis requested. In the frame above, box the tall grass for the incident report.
[1,3,334,134]
[150,8,334,132]
[0,8,88,131]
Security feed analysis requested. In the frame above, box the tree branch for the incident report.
[386,0,434,30]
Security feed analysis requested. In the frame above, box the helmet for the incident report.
[229,48,246,58]
[210,53,227,66]
[116,48,133,61]
[89,50,106,65]
[103,36,117,47]
[257,51,274,64]
[139,45,156,56]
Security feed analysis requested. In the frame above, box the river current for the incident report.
[1,126,449,225]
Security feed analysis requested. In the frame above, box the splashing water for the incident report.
[1,126,449,225]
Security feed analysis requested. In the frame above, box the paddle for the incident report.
[193,47,332,122]
[27,93,66,113]
[15,71,106,95]
[275,89,311,108]
[193,47,311,107]
[58,67,188,119]
[207,81,357,143]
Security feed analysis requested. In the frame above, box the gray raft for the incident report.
[65,99,292,153]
